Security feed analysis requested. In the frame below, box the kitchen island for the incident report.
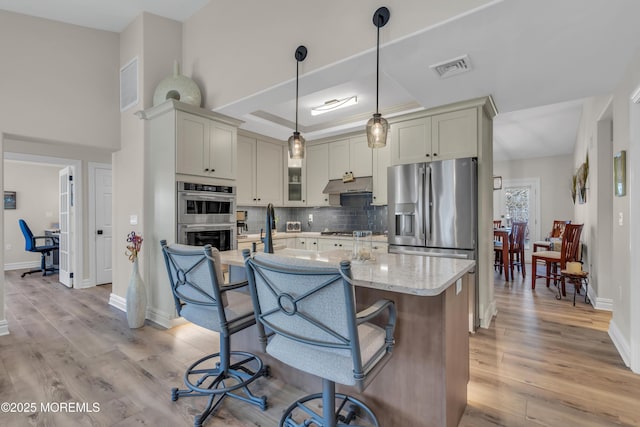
[220,248,474,427]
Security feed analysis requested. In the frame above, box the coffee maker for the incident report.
[236,210,248,236]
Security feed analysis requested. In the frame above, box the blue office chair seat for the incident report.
[18,219,59,278]
[243,251,396,427]
[161,241,268,427]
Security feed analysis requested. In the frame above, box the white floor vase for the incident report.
[126,259,147,328]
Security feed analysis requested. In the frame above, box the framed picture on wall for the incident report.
[493,176,502,190]
[614,150,626,197]
[4,191,16,209]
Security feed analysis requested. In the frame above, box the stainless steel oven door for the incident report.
[177,191,236,224]
[177,223,236,251]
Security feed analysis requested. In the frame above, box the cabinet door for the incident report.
[431,108,478,160]
[236,135,256,205]
[209,121,236,179]
[285,152,306,206]
[372,136,391,205]
[176,112,209,176]
[349,135,373,177]
[256,140,283,205]
[306,144,330,206]
[391,117,432,165]
[317,239,336,252]
[328,138,350,180]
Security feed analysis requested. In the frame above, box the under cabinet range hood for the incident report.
[322,176,373,195]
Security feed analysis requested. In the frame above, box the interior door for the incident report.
[58,167,73,287]
[95,167,112,284]
[497,178,539,260]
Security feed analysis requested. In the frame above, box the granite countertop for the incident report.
[219,248,474,297]
[237,232,388,243]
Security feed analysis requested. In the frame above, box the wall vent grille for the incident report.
[430,55,472,79]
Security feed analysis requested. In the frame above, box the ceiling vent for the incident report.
[430,55,472,79]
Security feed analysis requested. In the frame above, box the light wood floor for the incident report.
[1,268,639,426]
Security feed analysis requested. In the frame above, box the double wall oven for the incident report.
[177,181,236,251]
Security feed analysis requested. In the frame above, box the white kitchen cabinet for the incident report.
[306,144,330,206]
[236,134,283,206]
[317,238,353,252]
[176,110,237,180]
[285,237,297,248]
[296,237,318,250]
[431,108,478,160]
[391,116,433,165]
[372,135,391,205]
[391,107,478,165]
[285,153,306,206]
[328,135,372,179]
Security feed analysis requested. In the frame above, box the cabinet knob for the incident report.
[258,198,261,201]
[313,242,316,245]
[324,198,328,202]
[433,153,438,157]
[211,169,215,172]
[334,243,337,247]
[302,199,305,202]
[339,244,342,247]
[204,168,209,171]
[253,198,257,201]
[426,154,430,157]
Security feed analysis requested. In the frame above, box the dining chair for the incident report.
[532,220,571,252]
[493,220,502,228]
[531,223,583,296]
[508,221,527,279]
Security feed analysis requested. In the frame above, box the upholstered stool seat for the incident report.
[243,250,396,427]
[161,241,268,427]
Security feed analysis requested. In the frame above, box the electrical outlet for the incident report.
[130,214,138,225]
[619,212,624,226]
[308,214,313,222]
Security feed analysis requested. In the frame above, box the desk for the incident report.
[44,229,60,270]
[494,228,510,281]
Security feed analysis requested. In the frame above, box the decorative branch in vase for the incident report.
[125,231,146,328]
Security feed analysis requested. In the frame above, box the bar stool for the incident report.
[243,250,397,427]
[161,241,268,427]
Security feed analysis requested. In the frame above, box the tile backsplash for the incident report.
[238,194,387,234]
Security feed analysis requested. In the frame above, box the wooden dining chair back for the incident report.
[550,220,570,238]
[493,220,502,229]
[531,223,583,296]
[508,221,527,279]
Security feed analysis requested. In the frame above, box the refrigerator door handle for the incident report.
[418,166,426,240]
[425,165,432,243]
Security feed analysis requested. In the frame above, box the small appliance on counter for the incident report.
[236,210,248,236]
[286,221,301,232]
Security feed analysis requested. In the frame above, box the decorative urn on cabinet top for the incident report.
[153,60,202,107]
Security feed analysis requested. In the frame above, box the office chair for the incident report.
[18,219,59,278]
[243,250,396,427]
[160,241,268,427]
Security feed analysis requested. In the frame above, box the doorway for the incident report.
[89,163,112,285]
[495,177,540,260]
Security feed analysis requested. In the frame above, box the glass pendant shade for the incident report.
[366,113,389,148]
[288,131,305,159]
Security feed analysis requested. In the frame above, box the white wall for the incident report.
[493,154,575,240]
[3,161,60,267]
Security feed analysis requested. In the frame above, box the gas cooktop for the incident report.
[320,231,386,236]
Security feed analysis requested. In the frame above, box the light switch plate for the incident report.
[130,214,138,225]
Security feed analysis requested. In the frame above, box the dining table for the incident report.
[494,227,510,281]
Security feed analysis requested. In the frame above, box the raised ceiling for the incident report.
[2,0,639,160]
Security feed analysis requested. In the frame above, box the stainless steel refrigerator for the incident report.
[387,157,477,258]
[388,157,478,328]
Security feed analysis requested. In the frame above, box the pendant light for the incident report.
[366,7,390,148]
[288,45,307,159]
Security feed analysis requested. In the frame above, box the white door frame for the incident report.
[3,152,84,287]
[88,162,112,286]
[628,86,640,373]
[497,177,541,260]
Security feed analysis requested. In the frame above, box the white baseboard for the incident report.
[0,319,9,336]
[587,285,613,311]
[480,299,497,329]
[108,293,181,329]
[609,319,631,367]
[108,293,126,312]
[4,261,40,271]
[75,278,95,289]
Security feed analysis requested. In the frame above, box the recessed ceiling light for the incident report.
[310,96,358,116]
